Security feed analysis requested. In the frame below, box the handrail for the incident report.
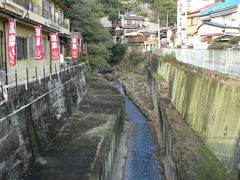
[0,62,85,105]
[160,48,240,78]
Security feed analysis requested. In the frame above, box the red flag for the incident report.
[8,19,16,66]
[71,36,79,59]
[50,33,60,60]
[34,25,44,60]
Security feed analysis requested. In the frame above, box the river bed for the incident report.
[113,82,163,180]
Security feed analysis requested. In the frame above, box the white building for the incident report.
[197,0,240,49]
[177,0,215,47]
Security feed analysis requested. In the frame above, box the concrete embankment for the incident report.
[149,55,236,179]
[0,63,124,180]
[0,65,87,180]
[24,74,124,180]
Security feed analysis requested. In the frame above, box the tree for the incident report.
[61,0,113,69]
[109,43,127,65]
[108,11,119,22]
[154,0,177,26]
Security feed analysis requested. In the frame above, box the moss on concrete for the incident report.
[157,59,240,175]
[152,72,235,179]
[29,132,39,158]
[197,146,233,180]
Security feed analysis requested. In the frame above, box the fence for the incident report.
[161,48,240,77]
[0,62,86,105]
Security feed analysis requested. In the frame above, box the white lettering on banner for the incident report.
[8,35,16,47]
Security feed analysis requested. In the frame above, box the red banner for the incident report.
[71,36,79,59]
[50,33,60,60]
[8,19,16,66]
[34,25,44,60]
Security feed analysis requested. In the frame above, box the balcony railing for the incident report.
[123,23,143,29]
[11,0,69,29]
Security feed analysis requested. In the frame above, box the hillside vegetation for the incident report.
[61,0,177,69]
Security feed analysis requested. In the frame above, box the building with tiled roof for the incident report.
[187,3,216,48]
[197,0,240,48]
[177,0,215,47]
[112,12,145,42]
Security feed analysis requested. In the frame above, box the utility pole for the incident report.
[158,13,161,49]
[166,11,169,27]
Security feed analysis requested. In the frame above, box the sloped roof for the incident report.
[118,12,145,21]
[200,0,240,16]
[188,3,216,15]
[198,21,239,29]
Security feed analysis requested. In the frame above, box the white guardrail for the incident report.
[160,48,240,78]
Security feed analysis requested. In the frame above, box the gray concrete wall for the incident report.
[148,56,235,179]
[0,66,87,180]
[156,56,240,175]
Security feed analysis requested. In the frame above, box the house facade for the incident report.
[177,0,215,47]
[187,3,216,48]
[197,0,240,48]
[112,12,145,42]
[124,30,157,52]
[0,0,75,84]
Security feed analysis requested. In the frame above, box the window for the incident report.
[0,30,3,68]
[29,36,47,60]
[191,18,197,26]
[223,14,236,21]
[16,36,27,60]
[59,10,63,26]
[43,0,51,19]
[29,35,35,59]
[55,6,59,24]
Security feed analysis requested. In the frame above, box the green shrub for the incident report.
[87,42,111,62]
[161,52,177,63]
[127,49,145,65]
[138,11,148,17]
[109,43,127,65]
[79,55,107,69]
[228,36,240,45]
[208,42,230,50]
[108,11,119,22]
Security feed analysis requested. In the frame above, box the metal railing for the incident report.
[160,48,240,77]
[11,0,69,29]
[0,62,85,105]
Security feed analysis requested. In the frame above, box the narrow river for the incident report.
[115,83,163,180]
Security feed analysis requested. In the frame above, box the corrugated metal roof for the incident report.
[200,0,240,16]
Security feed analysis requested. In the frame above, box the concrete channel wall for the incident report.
[148,56,237,179]
[0,65,87,179]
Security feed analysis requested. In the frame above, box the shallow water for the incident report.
[115,82,162,180]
